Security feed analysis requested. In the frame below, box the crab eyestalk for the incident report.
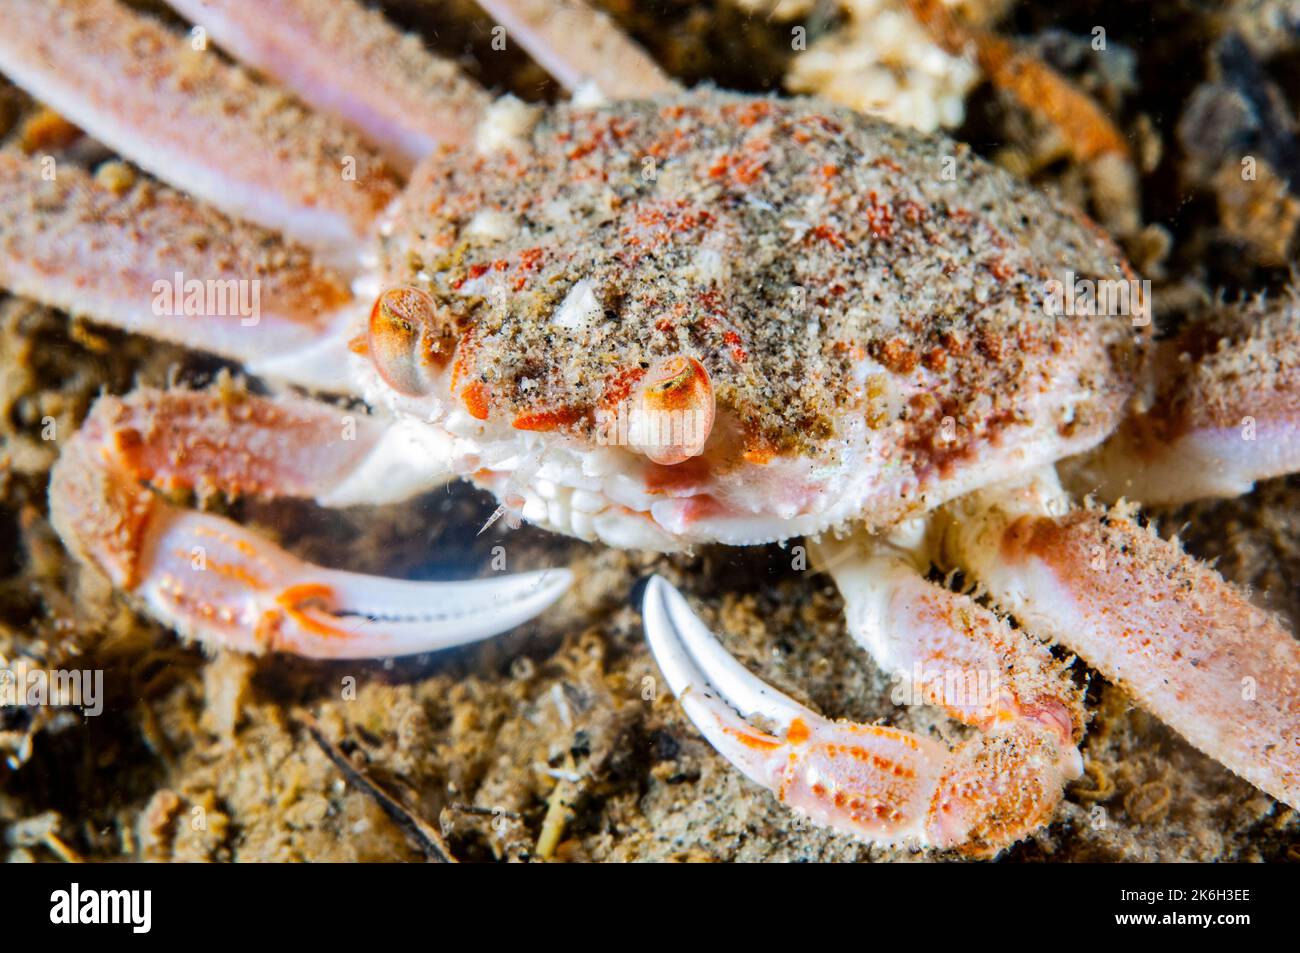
[367,287,457,396]
[629,355,715,466]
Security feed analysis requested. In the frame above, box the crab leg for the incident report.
[905,0,1129,166]
[0,151,359,392]
[50,389,571,659]
[474,0,678,100]
[941,468,1300,809]
[1067,309,1300,504]
[903,0,1138,233]
[0,0,399,269]
[162,0,491,173]
[811,529,1083,740]
[643,575,1082,857]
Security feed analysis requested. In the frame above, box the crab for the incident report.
[0,0,1296,858]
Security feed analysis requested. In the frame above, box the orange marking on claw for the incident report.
[273,583,353,641]
[834,746,916,779]
[845,723,922,750]
[723,725,782,752]
[786,718,810,745]
[204,557,267,592]
[277,583,334,610]
[285,608,356,640]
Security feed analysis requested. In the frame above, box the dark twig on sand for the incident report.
[296,713,456,864]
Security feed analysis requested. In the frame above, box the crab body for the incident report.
[369,93,1142,550]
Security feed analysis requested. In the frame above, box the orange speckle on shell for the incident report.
[723,330,748,363]
[923,346,948,372]
[462,380,491,420]
[512,406,587,432]
[809,224,846,250]
[987,257,1014,281]
[878,338,919,374]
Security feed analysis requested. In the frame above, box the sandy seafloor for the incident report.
[1,0,1298,861]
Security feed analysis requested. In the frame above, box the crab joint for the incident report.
[368,287,457,396]
[628,355,714,466]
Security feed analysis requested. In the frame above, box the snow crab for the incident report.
[0,0,1296,858]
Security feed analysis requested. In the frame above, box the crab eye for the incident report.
[631,355,715,466]
[367,287,455,396]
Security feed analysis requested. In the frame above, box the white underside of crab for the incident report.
[344,313,1121,553]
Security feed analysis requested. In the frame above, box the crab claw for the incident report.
[48,388,572,660]
[642,575,946,845]
[134,509,572,659]
[642,576,1076,856]
[628,355,715,466]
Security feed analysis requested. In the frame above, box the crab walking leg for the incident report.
[905,0,1129,165]
[0,151,358,393]
[475,0,678,101]
[941,469,1300,809]
[904,0,1137,232]
[163,0,491,173]
[0,0,399,269]
[50,390,571,658]
[810,529,1083,742]
[1067,309,1300,504]
[642,576,1082,857]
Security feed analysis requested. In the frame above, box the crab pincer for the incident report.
[49,390,570,659]
[642,576,1083,857]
